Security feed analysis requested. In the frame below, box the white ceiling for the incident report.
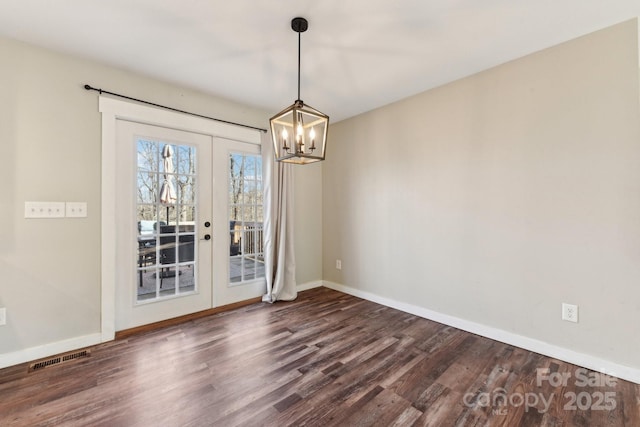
[1,1,639,122]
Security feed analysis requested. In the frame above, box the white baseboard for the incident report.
[0,333,103,370]
[297,280,323,291]
[322,281,640,385]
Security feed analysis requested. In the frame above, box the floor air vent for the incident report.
[29,349,91,372]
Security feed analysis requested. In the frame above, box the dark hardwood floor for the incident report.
[1,287,638,426]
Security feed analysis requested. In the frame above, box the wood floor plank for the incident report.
[0,287,638,426]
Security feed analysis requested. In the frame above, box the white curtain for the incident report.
[262,131,297,302]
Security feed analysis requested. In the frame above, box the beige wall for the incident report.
[0,36,323,356]
[323,20,640,370]
[294,162,323,285]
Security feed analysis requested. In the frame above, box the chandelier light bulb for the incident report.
[309,127,316,151]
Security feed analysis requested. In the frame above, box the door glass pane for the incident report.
[229,152,265,284]
[136,140,198,302]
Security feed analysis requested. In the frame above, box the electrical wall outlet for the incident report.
[336,259,342,270]
[0,308,6,326]
[562,303,578,323]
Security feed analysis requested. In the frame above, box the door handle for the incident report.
[201,234,211,241]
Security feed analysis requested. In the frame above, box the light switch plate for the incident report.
[66,202,88,218]
[25,202,65,218]
[0,308,6,326]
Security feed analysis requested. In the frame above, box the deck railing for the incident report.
[230,221,264,259]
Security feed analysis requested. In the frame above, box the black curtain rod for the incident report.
[84,84,267,133]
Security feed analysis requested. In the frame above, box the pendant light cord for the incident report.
[297,30,302,101]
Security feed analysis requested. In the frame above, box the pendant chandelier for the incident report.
[270,17,329,164]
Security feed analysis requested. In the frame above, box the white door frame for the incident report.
[100,97,261,342]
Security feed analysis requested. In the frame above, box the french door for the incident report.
[211,139,265,306]
[113,119,266,331]
[115,120,215,330]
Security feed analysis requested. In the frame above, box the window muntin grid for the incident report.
[136,139,198,302]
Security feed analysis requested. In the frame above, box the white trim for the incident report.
[297,280,323,291]
[101,110,117,342]
[0,333,102,369]
[322,281,640,385]
[100,96,262,342]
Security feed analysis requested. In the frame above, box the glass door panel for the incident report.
[136,141,197,302]
[228,152,265,284]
